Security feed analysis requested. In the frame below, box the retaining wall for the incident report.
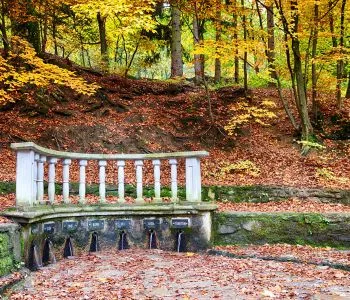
[214,212,350,248]
[204,185,350,204]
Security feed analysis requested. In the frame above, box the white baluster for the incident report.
[152,160,161,202]
[117,160,125,203]
[135,160,144,203]
[169,159,178,202]
[62,159,71,204]
[185,157,201,202]
[37,156,46,204]
[34,154,40,204]
[99,160,107,203]
[79,160,88,204]
[15,149,36,206]
[48,157,58,204]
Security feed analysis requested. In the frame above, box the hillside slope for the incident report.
[0,58,349,189]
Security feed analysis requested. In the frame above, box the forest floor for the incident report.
[0,58,349,191]
[5,248,350,299]
[1,59,350,298]
[0,60,349,220]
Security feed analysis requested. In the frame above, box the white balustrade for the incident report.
[37,155,46,204]
[62,159,71,204]
[34,154,40,204]
[117,160,125,203]
[153,160,161,202]
[169,159,178,201]
[11,142,209,207]
[135,160,144,203]
[99,160,107,203]
[79,160,88,204]
[185,157,201,202]
[48,157,58,204]
[15,149,35,206]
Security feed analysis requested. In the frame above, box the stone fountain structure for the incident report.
[3,142,217,266]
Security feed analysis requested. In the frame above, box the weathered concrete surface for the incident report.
[214,212,350,248]
[0,224,21,277]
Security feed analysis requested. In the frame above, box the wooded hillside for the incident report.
[0,0,349,189]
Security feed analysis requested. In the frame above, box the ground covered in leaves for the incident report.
[7,248,350,299]
[217,198,350,213]
[0,62,349,191]
[214,244,350,269]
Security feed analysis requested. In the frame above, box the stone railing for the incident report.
[11,142,209,207]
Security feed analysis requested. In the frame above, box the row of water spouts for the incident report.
[28,229,185,271]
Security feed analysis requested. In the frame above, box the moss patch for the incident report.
[214,212,350,248]
[0,182,15,195]
[0,233,10,258]
[0,256,13,277]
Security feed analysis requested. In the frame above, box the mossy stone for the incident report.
[0,233,10,258]
[0,256,13,277]
[214,212,350,248]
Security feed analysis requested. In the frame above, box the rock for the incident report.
[208,188,216,201]
[242,221,261,231]
[218,225,239,234]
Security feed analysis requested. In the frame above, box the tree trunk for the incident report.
[233,0,239,83]
[0,0,9,56]
[311,2,319,122]
[193,15,204,84]
[241,0,248,96]
[27,1,41,54]
[346,72,350,98]
[267,4,277,86]
[97,12,108,69]
[291,0,313,142]
[170,5,183,77]
[248,3,259,74]
[336,0,347,108]
[52,13,58,56]
[41,4,48,53]
[12,0,41,53]
[214,1,221,83]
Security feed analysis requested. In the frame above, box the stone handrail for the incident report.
[11,142,209,207]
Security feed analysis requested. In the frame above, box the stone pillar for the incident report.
[15,150,36,206]
[152,159,161,203]
[135,160,144,204]
[99,160,107,203]
[79,160,88,204]
[37,156,46,204]
[33,154,40,204]
[62,159,71,204]
[185,157,201,202]
[169,159,178,202]
[48,157,58,204]
[117,160,125,203]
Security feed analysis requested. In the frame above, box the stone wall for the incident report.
[0,224,21,277]
[214,212,350,248]
[204,185,350,204]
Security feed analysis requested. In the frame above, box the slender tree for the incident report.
[171,4,183,77]
[0,0,9,56]
[97,11,108,69]
[214,0,222,83]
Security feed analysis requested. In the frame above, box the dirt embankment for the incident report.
[0,56,349,189]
